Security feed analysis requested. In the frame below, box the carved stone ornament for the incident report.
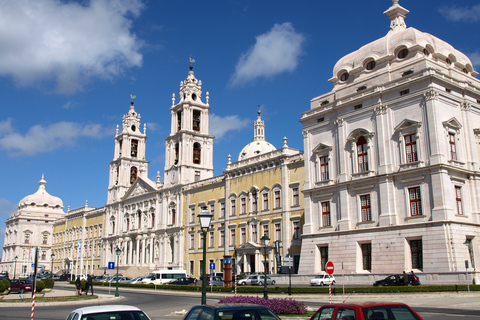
[424,90,438,101]
[461,102,471,111]
[132,184,146,196]
[334,118,344,127]
[375,104,388,115]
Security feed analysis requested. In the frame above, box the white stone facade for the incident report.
[298,1,480,284]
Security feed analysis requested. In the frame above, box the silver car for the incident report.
[67,305,151,320]
[250,275,276,286]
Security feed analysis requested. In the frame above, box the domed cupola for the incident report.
[18,175,64,210]
[330,0,478,88]
[238,106,276,161]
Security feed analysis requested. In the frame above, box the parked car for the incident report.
[309,302,423,320]
[128,276,146,284]
[183,304,281,320]
[167,277,196,285]
[9,279,33,294]
[236,275,254,286]
[67,305,151,320]
[373,274,421,286]
[51,274,60,280]
[310,274,336,286]
[206,276,224,286]
[250,275,275,286]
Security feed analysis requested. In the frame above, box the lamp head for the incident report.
[115,247,122,256]
[198,206,213,230]
[261,235,270,246]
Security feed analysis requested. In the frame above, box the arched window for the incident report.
[126,217,130,231]
[357,136,368,172]
[193,143,201,164]
[131,139,138,157]
[175,143,179,164]
[137,210,142,229]
[151,213,155,228]
[177,111,182,131]
[130,166,138,184]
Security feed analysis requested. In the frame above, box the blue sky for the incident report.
[1,0,479,257]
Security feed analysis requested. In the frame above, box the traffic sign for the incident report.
[283,256,293,267]
[326,261,334,275]
[108,262,115,269]
[209,262,215,270]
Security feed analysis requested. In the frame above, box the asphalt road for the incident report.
[1,284,479,320]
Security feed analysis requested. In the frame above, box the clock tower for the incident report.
[108,98,149,204]
[164,64,214,187]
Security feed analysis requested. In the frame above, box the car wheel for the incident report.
[241,282,246,286]
[320,282,324,286]
[271,280,275,285]
[332,280,336,285]
[258,281,263,286]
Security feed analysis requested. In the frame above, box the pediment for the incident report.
[312,143,332,154]
[237,241,262,250]
[123,177,157,200]
[394,119,421,132]
[442,117,462,130]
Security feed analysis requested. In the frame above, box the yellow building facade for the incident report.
[52,204,106,276]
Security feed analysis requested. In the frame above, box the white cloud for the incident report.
[468,51,480,68]
[439,4,480,22]
[209,114,250,140]
[0,0,144,94]
[0,121,111,156]
[145,122,159,133]
[0,118,14,135]
[229,23,305,86]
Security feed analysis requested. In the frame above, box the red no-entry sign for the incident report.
[326,261,334,275]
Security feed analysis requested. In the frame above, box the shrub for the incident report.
[36,280,45,292]
[0,278,10,293]
[43,277,55,289]
[219,295,308,314]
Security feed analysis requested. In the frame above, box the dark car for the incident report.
[373,274,421,286]
[310,302,423,320]
[9,279,33,294]
[183,304,281,320]
[167,277,196,285]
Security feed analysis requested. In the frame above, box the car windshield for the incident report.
[363,306,422,320]
[80,311,149,320]
[216,309,279,320]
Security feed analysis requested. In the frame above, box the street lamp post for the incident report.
[50,253,55,276]
[198,206,213,305]
[261,235,270,299]
[115,247,121,297]
[13,256,18,279]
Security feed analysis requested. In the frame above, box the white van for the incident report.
[141,270,187,285]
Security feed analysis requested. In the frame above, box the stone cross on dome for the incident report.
[384,0,409,33]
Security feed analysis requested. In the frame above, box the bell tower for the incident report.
[108,96,149,203]
[164,62,214,187]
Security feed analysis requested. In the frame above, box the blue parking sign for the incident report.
[108,262,115,269]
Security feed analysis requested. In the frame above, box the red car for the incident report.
[9,279,33,294]
[310,302,423,320]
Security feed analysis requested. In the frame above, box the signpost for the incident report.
[284,256,293,296]
[326,261,334,303]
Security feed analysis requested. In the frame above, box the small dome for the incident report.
[332,1,476,81]
[238,140,277,161]
[18,175,64,209]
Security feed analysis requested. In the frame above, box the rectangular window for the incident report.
[230,228,236,246]
[209,231,214,248]
[320,156,329,181]
[292,221,300,240]
[361,243,372,271]
[210,203,216,218]
[320,246,328,272]
[252,190,258,212]
[263,193,269,210]
[410,239,423,270]
[400,89,410,96]
[190,207,195,223]
[230,199,236,216]
[405,134,418,163]
[199,233,203,249]
[357,137,368,172]
[220,202,226,217]
[292,187,299,206]
[455,186,463,215]
[262,224,269,237]
[241,197,246,214]
[194,170,200,182]
[449,132,457,160]
[24,233,30,244]
[321,201,331,226]
[41,251,46,260]
[220,230,225,247]
[190,234,195,249]
[409,187,422,216]
[42,234,48,245]
[275,223,281,241]
[241,227,246,244]
[360,195,372,221]
[274,190,281,208]
[131,139,138,157]
[251,225,257,243]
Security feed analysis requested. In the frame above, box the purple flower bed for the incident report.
[218,295,308,314]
